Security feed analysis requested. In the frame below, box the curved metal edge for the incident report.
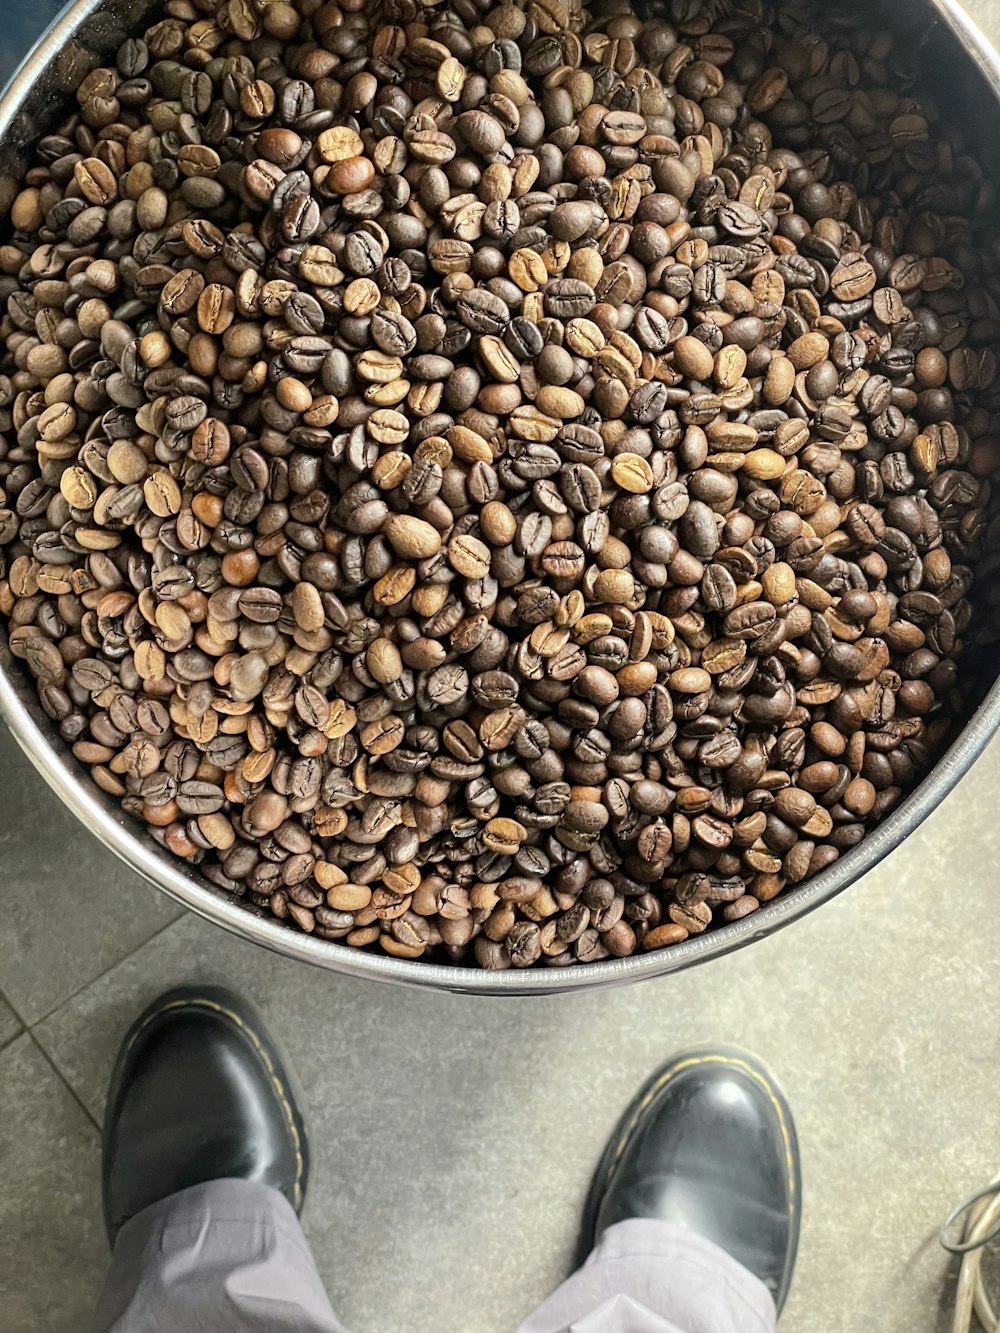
[1,0,999,995]
[6,636,1000,996]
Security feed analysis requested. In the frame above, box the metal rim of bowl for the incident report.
[1,0,999,994]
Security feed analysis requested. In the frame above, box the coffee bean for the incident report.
[610,453,654,495]
[384,515,442,559]
[74,157,117,205]
[448,535,492,578]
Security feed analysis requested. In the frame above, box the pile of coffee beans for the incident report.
[1,0,998,969]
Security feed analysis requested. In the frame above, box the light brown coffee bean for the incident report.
[448,534,492,578]
[384,515,442,559]
[611,453,654,494]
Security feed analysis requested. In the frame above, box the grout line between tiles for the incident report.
[27,911,188,1031]
[0,981,28,1056]
[0,1027,24,1057]
[23,1030,103,1132]
[0,977,28,1025]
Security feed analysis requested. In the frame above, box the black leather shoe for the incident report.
[582,1046,800,1312]
[102,985,309,1242]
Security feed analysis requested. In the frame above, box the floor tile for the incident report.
[0,0,71,89]
[0,1034,105,1333]
[0,990,24,1051]
[33,732,1000,1333]
[0,725,183,1024]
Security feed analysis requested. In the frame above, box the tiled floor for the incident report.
[6,2,1000,1332]
[4,711,1000,1333]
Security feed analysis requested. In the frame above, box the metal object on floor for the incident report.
[940,1176,1000,1332]
[2,0,1000,994]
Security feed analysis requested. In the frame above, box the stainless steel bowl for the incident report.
[2,0,1000,994]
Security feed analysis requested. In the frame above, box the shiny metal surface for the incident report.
[2,0,1000,993]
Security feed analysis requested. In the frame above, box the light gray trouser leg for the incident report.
[91,1178,347,1333]
[92,1182,777,1333]
[516,1218,779,1333]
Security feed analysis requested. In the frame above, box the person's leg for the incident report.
[93,1179,347,1333]
[517,1047,798,1333]
[91,986,348,1333]
[518,1219,777,1333]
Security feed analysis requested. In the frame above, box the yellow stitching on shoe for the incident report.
[124,997,304,1210]
[605,1052,797,1218]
